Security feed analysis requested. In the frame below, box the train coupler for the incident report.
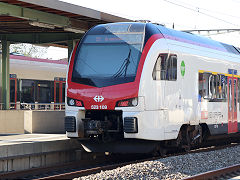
[83,118,107,135]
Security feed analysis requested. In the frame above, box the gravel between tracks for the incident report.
[75,144,240,180]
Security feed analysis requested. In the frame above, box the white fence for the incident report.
[0,102,65,110]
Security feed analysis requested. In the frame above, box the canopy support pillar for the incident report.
[1,40,10,110]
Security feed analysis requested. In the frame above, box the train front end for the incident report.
[65,23,153,152]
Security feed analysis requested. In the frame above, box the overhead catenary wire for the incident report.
[169,0,240,20]
[230,0,240,3]
[162,0,240,28]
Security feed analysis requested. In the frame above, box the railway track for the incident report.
[0,141,239,179]
[35,143,240,180]
[0,152,149,180]
[36,157,156,180]
[185,164,240,180]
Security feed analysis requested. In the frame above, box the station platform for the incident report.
[0,134,82,172]
[231,176,240,179]
[0,110,65,134]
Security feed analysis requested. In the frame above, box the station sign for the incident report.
[10,74,17,78]
[54,77,66,81]
[228,69,237,75]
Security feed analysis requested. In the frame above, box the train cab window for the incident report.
[152,54,177,81]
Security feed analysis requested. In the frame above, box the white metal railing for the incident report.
[0,102,65,110]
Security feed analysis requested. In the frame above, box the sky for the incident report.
[46,0,240,59]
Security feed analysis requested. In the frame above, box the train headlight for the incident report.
[131,98,138,106]
[69,99,75,106]
[116,97,138,107]
[67,97,84,107]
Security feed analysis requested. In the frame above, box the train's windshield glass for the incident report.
[72,23,145,87]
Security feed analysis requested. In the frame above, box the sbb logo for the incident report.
[93,95,104,102]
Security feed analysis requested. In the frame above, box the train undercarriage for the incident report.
[74,110,214,154]
[66,109,240,154]
[82,110,124,142]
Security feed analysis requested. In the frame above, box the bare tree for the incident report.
[10,43,48,58]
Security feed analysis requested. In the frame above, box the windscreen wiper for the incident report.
[113,49,131,78]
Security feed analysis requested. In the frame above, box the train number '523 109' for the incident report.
[91,105,107,109]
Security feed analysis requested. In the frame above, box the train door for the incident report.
[161,54,178,122]
[10,74,17,109]
[228,76,238,133]
[54,78,66,109]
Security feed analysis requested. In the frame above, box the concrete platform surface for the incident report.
[0,134,68,145]
[0,134,82,172]
[0,110,65,134]
[231,176,240,179]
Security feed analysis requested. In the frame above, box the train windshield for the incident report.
[72,23,145,87]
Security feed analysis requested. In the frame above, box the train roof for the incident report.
[153,23,240,55]
[88,22,240,56]
[9,54,67,81]
[9,54,68,65]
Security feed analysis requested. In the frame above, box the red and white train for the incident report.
[65,22,240,153]
[7,54,67,109]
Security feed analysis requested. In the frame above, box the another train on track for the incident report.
[7,54,67,109]
[65,22,240,153]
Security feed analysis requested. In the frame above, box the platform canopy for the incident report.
[0,0,131,44]
[0,0,132,109]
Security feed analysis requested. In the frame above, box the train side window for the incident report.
[220,75,227,101]
[160,54,168,80]
[152,55,161,80]
[199,73,204,101]
[153,54,167,80]
[209,74,219,99]
[199,73,210,99]
[167,55,177,81]
[210,74,229,101]
[199,72,227,102]
[238,78,240,109]
[152,54,177,81]
[216,75,220,99]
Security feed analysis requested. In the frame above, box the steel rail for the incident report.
[35,156,157,180]
[35,143,240,180]
[0,153,146,180]
[184,164,240,180]
[1,142,240,179]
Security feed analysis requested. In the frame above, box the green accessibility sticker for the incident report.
[180,61,185,77]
